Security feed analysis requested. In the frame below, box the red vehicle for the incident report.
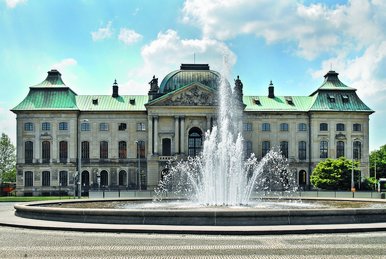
[0,182,16,196]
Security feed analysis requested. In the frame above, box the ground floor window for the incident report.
[100,170,108,187]
[188,127,202,157]
[25,171,33,187]
[42,171,50,186]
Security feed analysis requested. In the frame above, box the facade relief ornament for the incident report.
[163,86,218,106]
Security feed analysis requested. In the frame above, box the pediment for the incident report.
[148,82,218,106]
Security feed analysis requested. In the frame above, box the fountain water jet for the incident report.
[155,65,290,206]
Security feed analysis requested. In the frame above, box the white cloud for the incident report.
[91,21,113,41]
[182,0,386,96]
[51,58,77,72]
[5,0,26,8]
[120,29,236,95]
[118,28,143,45]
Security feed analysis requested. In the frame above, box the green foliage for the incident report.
[311,157,359,190]
[361,177,378,191]
[0,133,16,183]
[370,144,386,179]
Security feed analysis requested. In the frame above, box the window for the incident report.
[59,122,68,130]
[136,140,146,158]
[162,138,172,156]
[244,141,252,158]
[100,141,108,159]
[262,141,270,157]
[353,141,361,160]
[25,141,33,164]
[59,171,68,187]
[81,141,90,160]
[59,141,68,163]
[25,171,33,187]
[280,141,288,158]
[320,123,328,131]
[243,123,252,131]
[118,141,127,159]
[118,123,127,131]
[353,123,362,132]
[298,141,307,160]
[342,95,349,103]
[188,128,202,157]
[280,123,289,131]
[137,123,146,131]
[336,123,345,131]
[99,123,109,131]
[81,122,90,131]
[24,122,33,131]
[42,122,51,131]
[336,141,345,158]
[298,170,307,186]
[298,123,307,132]
[42,171,50,187]
[42,141,50,163]
[320,141,328,158]
[262,123,270,131]
[328,95,335,103]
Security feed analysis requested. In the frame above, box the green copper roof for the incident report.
[310,70,355,95]
[309,91,373,112]
[76,95,148,111]
[159,64,223,94]
[12,70,78,111]
[244,96,315,112]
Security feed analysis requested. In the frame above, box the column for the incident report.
[147,117,153,155]
[206,116,211,131]
[154,116,159,155]
[174,116,179,154]
[180,116,185,154]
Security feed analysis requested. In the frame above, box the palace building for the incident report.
[12,64,373,195]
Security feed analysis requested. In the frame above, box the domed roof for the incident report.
[159,64,223,94]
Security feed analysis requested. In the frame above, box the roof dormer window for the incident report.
[285,96,294,105]
[254,97,261,105]
[342,95,349,103]
[328,95,335,103]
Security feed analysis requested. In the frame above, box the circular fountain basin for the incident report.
[14,197,386,226]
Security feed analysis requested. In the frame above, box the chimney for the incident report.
[268,80,275,98]
[112,79,119,98]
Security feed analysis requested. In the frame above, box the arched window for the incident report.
[25,141,33,164]
[100,170,108,187]
[336,141,345,158]
[353,141,361,160]
[280,141,288,158]
[320,141,328,158]
[118,141,127,159]
[59,171,68,187]
[280,123,289,131]
[119,170,127,186]
[298,141,306,160]
[100,141,108,159]
[262,141,270,157]
[244,141,252,158]
[25,171,33,187]
[42,171,50,186]
[162,138,172,156]
[320,123,328,131]
[59,141,68,163]
[81,141,90,161]
[298,123,307,131]
[188,127,202,157]
[42,141,50,163]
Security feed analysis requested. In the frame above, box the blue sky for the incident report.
[1,0,385,151]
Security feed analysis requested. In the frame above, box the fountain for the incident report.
[13,65,386,231]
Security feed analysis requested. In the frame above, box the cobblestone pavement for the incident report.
[0,226,385,258]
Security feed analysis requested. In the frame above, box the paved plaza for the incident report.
[0,226,386,258]
[1,202,386,258]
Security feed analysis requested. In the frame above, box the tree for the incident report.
[310,157,359,190]
[370,145,386,179]
[0,133,16,183]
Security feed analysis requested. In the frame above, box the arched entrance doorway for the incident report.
[100,170,108,188]
[119,170,127,186]
[298,170,307,190]
[81,171,90,196]
[188,127,203,157]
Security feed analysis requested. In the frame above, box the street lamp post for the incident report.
[136,140,141,191]
[78,119,88,199]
